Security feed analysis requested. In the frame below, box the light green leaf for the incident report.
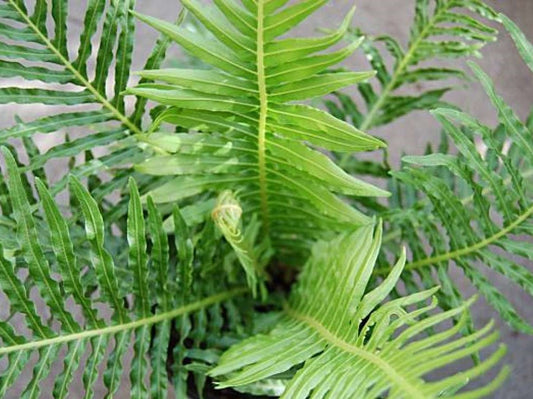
[136,68,258,97]
[127,177,150,317]
[2,147,79,334]
[211,226,507,398]
[269,72,375,102]
[268,136,389,197]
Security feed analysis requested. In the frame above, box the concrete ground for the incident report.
[0,0,531,398]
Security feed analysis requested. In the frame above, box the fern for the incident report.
[324,0,498,161]
[212,190,273,297]
[0,147,249,397]
[210,224,508,398]
[0,0,178,197]
[377,18,533,334]
[499,13,533,73]
[127,1,389,258]
[0,1,531,397]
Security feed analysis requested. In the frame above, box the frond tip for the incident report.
[210,224,508,398]
[328,0,498,141]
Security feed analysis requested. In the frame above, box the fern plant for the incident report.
[0,0,531,397]
[327,0,498,134]
[367,14,533,336]
[0,0,179,210]
[317,0,533,335]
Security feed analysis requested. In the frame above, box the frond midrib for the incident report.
[405,203,533,270]
[285,306,426,399]
[378,203,533,275]
[256,0,270,234]
[0,287,247,356]
[8,0,143,136]
[383,167,533,243]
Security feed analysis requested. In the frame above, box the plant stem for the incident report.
[377,204,533,275]
[0,287,248,355]
[404,204,533,271]
[256,0,271,235]
[382,168,533,243]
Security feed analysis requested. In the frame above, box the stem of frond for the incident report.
[405,204,533,270]
[382,168,533,244]
[256,0,271,236]
[378,204,533,275]
[0,287,248,356]
[360,12,442,131]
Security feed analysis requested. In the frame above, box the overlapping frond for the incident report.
[210,224,508,398]
[127,1,388,257]
[326,0,497,141]
[0,0,181,198]
[378,24,533,333]
[0,147,249,397]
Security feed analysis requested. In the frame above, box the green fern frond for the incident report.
[127,1,389,257]
[499,13,533,73]
[210,224,508,398]
[0,147,249,397]
[380,47,533,333]
[325,0,497,144]
[0,0,180,196]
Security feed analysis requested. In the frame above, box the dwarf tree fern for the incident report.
[0,0,531,398]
